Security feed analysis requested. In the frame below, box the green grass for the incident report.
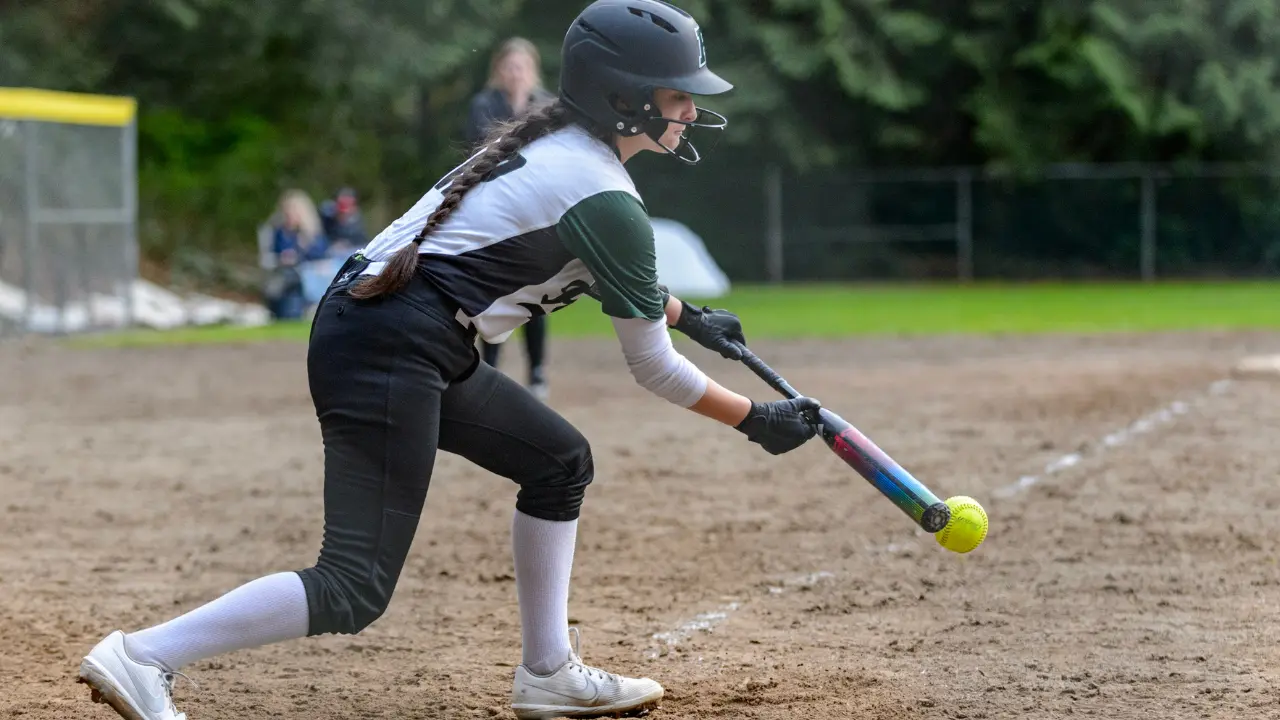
[66,281,1280,349]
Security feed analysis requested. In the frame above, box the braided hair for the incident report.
[349,99,583,300]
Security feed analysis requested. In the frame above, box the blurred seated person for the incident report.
[319,187,367,255]
[264,189,329,320]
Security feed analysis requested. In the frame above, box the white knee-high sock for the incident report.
[511,510,577,675]
[124,571,310,672]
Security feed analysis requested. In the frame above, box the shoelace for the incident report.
[566,627,621,684]
[161,670,199,712]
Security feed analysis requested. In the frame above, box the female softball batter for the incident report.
[77,2,821,718]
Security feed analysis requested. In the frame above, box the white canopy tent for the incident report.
[651,217,731,298]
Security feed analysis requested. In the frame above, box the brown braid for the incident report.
[348,99,579,300]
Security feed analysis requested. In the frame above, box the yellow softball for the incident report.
[935,495,988,554]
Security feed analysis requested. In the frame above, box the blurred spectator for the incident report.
[320,187,368,254]
[466,37,555,145]
[466,37,554,401]
[264,189,329,320]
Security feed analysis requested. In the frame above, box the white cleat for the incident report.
[529,380,551,404]
[511,628,664,719]
[77,631,189,720]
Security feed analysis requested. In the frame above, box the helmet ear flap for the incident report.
[607,93,635,117]
[606,89,657,136]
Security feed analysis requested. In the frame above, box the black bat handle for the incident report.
[736,345,802,400]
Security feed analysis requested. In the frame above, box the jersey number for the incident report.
[432,152,527,193]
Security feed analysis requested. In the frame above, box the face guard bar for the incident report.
[640,106,727,165]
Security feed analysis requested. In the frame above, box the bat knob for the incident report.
[921,502,951,533]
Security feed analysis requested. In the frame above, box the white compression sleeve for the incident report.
[610,316,709,407]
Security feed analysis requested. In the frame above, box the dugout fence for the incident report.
[0,87,138,335]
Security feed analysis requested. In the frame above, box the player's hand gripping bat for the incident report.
[733,343,952,533]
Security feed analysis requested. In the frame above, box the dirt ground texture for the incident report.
[3,329,1280,720]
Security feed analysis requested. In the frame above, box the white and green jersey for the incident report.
[359,124,667,344]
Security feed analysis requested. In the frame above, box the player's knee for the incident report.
[514,432,594,521]
[342,591,390,635]
[296,564,394,636]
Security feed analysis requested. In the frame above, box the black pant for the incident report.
[296,258,593,636]
[481,314,547,384]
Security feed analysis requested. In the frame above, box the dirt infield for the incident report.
[3,330,1280,719]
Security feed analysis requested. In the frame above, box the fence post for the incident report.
[123,117,138,328]
[1140,172,1156,282]
[955,169,974,282]
[765,162,784,283]
[79,229,92,329]
[22,120,37,333]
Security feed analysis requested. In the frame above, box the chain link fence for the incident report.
[631,158,1280,283]
[0,88,138,336]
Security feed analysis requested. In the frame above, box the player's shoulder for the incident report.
[562,188,648,227]
[557,189,653,259]
[522,126,641,203]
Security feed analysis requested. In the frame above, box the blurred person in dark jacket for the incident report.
[466,37,555,401]
[319,187,368,255]
[466,37,555,146]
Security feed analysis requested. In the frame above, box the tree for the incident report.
[953,0,1280,166]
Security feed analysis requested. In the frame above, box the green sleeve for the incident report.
[557,190,666,321]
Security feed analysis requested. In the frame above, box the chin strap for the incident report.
[642,107,728,165]
[560,94,728,166]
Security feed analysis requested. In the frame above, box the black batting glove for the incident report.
[672,300,747,361]
[735,397,822,455]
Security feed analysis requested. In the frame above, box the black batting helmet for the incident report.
[559,0,732,164]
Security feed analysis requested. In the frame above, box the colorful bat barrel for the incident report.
[818,408,951,532]
[734,344,951,533]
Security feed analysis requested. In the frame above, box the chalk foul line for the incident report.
[641,378,1233,658]
[991,377,1232,499]
[642,572,835,659]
